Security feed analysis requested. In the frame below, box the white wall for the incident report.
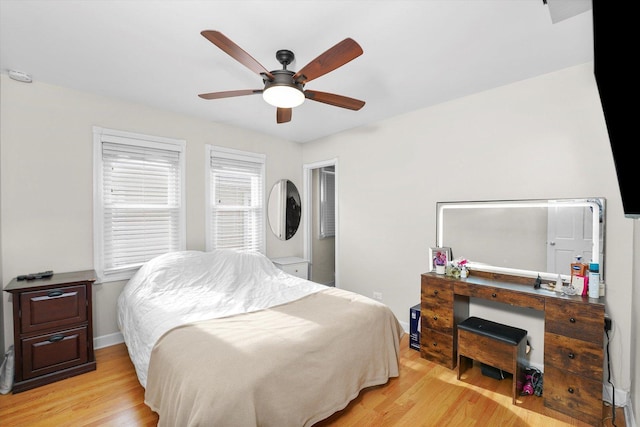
[302,63,635,398]
[0,74,304,349]
[632,222,639,423]
[0,110,3,357]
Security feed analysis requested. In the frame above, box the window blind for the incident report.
[101,141,183,277]
[319,167,335,238]
[208,147,265,252]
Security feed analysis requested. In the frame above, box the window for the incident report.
[93,127,186,282]
[206,145,266,252]
[319,166,335,238]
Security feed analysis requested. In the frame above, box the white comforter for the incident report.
[117,250,326,387]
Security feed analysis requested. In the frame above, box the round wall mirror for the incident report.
[268,179,301,240]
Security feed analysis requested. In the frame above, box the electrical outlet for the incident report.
[373,291,382,301]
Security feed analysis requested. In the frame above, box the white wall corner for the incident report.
[603,382,633,424]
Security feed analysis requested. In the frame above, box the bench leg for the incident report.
[457,354,473,380]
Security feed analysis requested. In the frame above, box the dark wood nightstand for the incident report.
[4,270,97,393]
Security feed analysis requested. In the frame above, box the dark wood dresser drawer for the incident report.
[544,332,603,379]
[420,328,455,369]
[543,365,602,426]
[545,299,604,345]
[454,282,545,311]
[421,306,455,333]
[21,326,89,380]
[20,285,87,334]
[421,275,454,307]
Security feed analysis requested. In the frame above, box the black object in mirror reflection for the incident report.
[268,179,301,240]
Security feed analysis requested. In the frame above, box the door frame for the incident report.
[302,158,339,287]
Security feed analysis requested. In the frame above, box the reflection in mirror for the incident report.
[268,179,301,240]
[436,198,605,280]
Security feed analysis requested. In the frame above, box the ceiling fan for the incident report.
[198,30,365,124]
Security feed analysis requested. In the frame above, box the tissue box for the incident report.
[410,304,421,351]
[571,274,588,296]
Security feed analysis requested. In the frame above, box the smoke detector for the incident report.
[8,70,33,83]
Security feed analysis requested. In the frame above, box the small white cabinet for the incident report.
[271,257,309,280]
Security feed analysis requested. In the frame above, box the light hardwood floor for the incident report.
[0,335,626,427]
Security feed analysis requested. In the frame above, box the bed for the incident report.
[117,249,404,426]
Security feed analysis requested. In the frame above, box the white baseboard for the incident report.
[399,320,409,333]
[602,383,636,427]
[94,332,124,349]
[603,382,630,408]
[624,402,637,427]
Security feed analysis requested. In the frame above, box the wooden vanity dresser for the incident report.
[420,271,606,426]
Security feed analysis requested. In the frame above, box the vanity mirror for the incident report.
[268,179,301,240]
[436,198,605,280]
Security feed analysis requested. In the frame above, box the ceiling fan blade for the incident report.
[277,108,292,124]
[198,89,263,100]
[304,90,365,111]
[201,30,274,80]
[293,38,363,84]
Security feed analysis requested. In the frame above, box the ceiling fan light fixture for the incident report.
[199,31,365,123]
[262,85,305,108]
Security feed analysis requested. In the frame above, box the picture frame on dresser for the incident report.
[429,246,451,272]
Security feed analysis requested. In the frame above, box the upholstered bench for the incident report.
[457,316,528,404]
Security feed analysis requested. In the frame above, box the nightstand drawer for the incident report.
[271,257,309,280]
[279,262,308,279]
[20,285,87,334]
[21,326,88,380]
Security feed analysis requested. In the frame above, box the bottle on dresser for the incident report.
[570,256,589,296]
[588,262,600,298]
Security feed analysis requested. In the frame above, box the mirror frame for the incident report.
[436,198,605,281]
[268,179,301,240]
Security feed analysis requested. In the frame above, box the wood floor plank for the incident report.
[0,334,626,426]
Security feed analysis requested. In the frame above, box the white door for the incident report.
[546,205,594,275]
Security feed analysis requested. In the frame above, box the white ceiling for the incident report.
[0,1,593,144]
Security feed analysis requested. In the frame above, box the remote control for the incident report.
[17,270,54,281]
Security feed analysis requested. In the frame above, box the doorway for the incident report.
[303,159,337,287]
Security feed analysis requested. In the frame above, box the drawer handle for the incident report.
[48,290,63,298]
[433,290,439,295]
[433,315,438,321]
[49,334,65,343]
[569,317,576,323]
[432,342,438,347]
[567,387,574,394]
[568,352,575,359]
[491,293,497,298]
